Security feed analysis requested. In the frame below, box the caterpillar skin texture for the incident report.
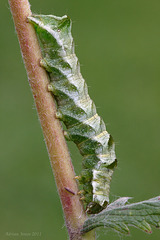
[29,15,117,214]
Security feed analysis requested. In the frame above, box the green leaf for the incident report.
[82,196,160,235]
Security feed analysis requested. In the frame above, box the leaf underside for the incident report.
[82,196,160,235]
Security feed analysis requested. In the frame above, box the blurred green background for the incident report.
[1,0,160,239]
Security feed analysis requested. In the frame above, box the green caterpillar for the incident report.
[28,14,117,214]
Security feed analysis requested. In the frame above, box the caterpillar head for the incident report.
[28,15,73,57]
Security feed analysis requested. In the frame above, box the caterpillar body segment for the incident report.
[28,14,117,214]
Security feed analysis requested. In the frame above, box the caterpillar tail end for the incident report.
[86,202,107,214]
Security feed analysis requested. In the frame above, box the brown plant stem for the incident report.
[8,0,95,239]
